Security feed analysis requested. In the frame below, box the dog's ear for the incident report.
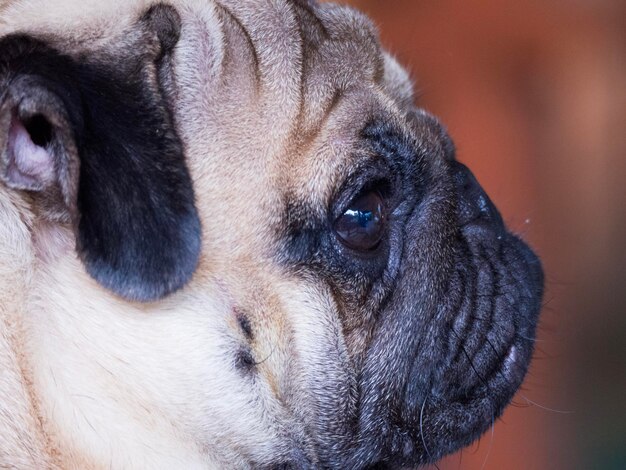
[0,5,201,302]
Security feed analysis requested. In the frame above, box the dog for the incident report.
[0,0,544,468]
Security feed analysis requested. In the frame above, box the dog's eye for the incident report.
[334,191,385,251]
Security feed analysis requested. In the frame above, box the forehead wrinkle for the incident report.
[294,2,384,124]
[217,0,304,123]
[285,100,380,218]
[214,2,261,89]
[283,85,420,224]
[185,0,389,201]
[273,1,390,205]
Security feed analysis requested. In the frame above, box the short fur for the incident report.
[0,1,543,468]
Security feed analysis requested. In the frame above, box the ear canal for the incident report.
[0,15,201,302]
[3,112,56,191]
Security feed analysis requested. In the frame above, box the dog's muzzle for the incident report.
[344,159,544,469]
[417,161,544,463]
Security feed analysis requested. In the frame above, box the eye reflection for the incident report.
[334,191,385,251]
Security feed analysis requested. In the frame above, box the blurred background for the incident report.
[341,1,626,469]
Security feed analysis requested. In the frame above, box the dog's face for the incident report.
[0,1,543,468]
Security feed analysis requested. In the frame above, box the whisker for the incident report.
[420,396,439,469]
[519,395,574,415]
[480,414,496,470]
[469,313,542,341]
[456,448,465,470]
[507,400,531,409]
[450,328,491,390]
[252,344,276,366]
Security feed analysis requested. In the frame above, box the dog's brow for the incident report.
[214,3,261,87]
[361,120,423,171]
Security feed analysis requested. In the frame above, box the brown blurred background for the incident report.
[341,1,626,469]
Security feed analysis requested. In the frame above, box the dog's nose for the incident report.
[452,161,505,234]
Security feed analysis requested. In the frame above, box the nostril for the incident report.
[451,162,505,231]
[476,193,491,216]
[454,163,482,195]
[452,161,471,190]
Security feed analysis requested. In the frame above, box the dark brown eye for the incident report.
[334,191,385,251]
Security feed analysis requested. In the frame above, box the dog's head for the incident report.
[0,1,543,468]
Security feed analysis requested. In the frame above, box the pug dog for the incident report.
[0,0,544,468]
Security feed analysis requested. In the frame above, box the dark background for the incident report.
[341,1,626,468]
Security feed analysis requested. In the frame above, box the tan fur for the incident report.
[0,0,416,467]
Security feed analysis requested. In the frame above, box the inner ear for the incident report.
[0,86,71,194]
[5,112,55,190]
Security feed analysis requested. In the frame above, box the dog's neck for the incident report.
[0,190,57,466]
[0,189,209,466]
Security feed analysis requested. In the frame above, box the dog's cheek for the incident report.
[343,186,461,467]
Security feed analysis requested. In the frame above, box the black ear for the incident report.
[0,6,201,302]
